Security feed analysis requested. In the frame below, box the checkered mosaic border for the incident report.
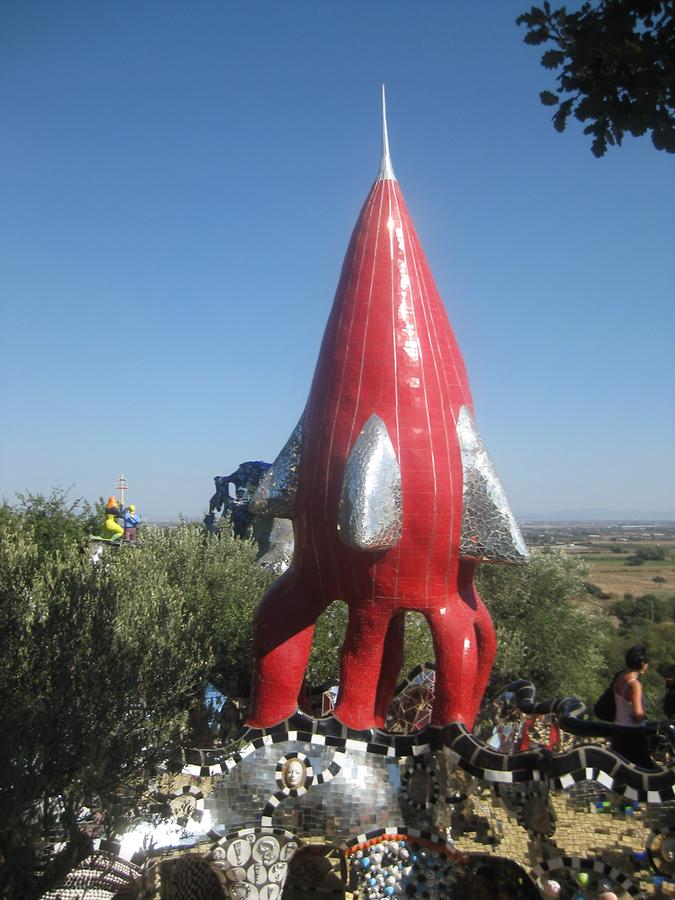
[530,856,643,898]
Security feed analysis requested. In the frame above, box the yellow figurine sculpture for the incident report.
[104,496,125,541]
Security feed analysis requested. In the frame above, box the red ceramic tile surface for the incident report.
[249,173,496,731]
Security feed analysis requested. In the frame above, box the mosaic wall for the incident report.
[164,706,674,899]
[42,728,674,898]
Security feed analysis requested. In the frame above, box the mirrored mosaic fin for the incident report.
[250,413,304,519]
[456,405,528,564]
[338,413,402,551]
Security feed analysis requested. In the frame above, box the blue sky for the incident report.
[1,1,673,520]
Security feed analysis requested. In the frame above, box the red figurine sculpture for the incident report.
[249,90,527,731]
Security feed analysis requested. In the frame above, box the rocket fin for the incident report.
[338,413,402,551]
[250,413,304,519]
[456,406,528,564]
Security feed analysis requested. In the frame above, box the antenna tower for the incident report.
[116,474,128,508]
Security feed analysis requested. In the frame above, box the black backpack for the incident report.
[593,673,620,721]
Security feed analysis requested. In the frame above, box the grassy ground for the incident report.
[583,557,674,599]
[573,540,675,600]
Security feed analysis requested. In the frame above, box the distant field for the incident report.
[523,526,675,602]
[581,554,675,600]
[582,555,672,565]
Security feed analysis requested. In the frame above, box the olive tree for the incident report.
[476,550,609,703]
[0,517,269,899]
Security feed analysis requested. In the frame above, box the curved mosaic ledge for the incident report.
[183,698,675,804]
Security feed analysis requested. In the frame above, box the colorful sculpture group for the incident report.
[103,495,141,542]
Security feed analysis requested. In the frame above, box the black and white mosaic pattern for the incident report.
[444,679,675,803]
[530,856,642,899]
[170,785,206,824]
[182,698,675,853]
[400,759,440,811]
[646,826,675,878]
[185,711,451,840]
[203,738,414,840]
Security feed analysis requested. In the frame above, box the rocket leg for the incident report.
[374,612,406,728]
[248,570,326,728]
[334,602,393,731]
[458,561,496,724]
[425,596,480,728]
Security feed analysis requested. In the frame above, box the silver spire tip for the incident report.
[377,84,396,182]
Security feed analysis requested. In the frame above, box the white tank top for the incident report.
[614,681,639,727]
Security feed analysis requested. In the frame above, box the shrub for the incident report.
[0,515,269,898]
[476,550,608,703]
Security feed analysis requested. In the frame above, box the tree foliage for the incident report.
[624,544,667,565]
[516,1,675,156]
[187,525,273,699]
[476,550,609,702]
[0,504,270,898]
[0,488,103,558]
[611,591,675,626]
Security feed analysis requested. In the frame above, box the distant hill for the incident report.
[517,509,675,523]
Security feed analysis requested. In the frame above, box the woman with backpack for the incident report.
[611,645,654,769]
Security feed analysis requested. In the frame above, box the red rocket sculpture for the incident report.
[249,89,527,732]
